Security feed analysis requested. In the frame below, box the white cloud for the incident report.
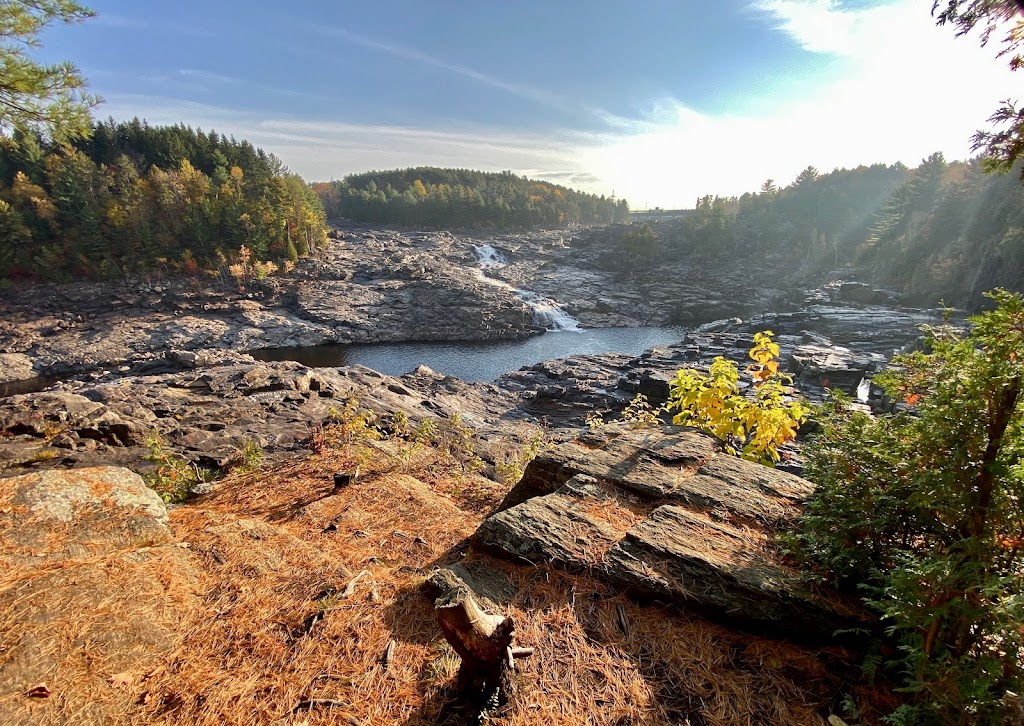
[582,0,1019,207]
[98,95,602,186]
[752,0,890,55]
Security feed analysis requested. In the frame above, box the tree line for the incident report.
[0,119,327,281]
[619,154,1024,308]
[312,167,629,229]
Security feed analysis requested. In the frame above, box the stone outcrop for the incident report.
[2,467,172,563]
[0,220,944,390]
[0,467,196,726]
[0,226,553,384]
[475,424,862,640]
[0,356,524,479]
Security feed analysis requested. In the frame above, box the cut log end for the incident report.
[333,468,360,490]
[436,585,514,665]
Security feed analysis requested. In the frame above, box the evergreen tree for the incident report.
[0,1,100,142]
[314,166,626,230]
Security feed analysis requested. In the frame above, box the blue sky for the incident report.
[39,0,1018,207]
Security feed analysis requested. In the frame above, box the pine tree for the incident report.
[0,1,100,142]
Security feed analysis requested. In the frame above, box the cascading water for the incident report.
[517,291,581,331]
[472,244,580,332]
[475,243,506,269]
[856,376,871,403]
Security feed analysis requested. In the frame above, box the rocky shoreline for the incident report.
[0,222,887,384]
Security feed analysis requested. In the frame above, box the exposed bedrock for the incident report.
[475,424,864,640]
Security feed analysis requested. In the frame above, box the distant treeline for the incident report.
[0,118,327,281]
[312,167,629,229]
[616,154,1024,307]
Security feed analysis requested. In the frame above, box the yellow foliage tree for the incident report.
[667,331,808,464]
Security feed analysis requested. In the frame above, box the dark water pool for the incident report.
[0,376,58,397]
[250,327,687,382]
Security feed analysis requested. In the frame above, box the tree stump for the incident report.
[435,584,515,707]
[332,467,359,490]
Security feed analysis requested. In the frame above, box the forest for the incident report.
[630,153,1024,308]
[0,119,328,281]
[312,167,630,229]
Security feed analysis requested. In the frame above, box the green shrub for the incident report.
[495,425,550,485]
[143,435,215,503]
[585,393,664,430]
[789,290,1024,724]
[313,399,382,452]
[234,437,264,473]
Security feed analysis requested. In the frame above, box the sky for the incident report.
[36,0,1021,208]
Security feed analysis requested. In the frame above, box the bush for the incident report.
[621,222,657,265]
[585,393,665,430]
[789,290,1024,724]
[143,435,215,503]
[666,331,808,464]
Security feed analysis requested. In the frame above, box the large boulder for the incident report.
[0,353,35,385]
[0,467,196,726]
[476,425,862,640]
[2,466,171,563]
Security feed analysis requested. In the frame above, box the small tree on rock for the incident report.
[667,331,808,465]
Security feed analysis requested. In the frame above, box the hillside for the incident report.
[0,120,327,282]
[640,154,1024,309]
[312,167,630,229]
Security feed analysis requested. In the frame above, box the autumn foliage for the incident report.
[0,120,327,281]
[666,331,808,465]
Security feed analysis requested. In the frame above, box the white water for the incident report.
[472,244,581,332]
[475,243,506,269]
[856,377,871,403]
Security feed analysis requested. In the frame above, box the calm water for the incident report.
[250,327,686,382]
[0,375,58,397]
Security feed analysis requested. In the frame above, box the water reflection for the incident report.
[0,376,57,397]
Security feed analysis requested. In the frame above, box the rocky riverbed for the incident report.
[0,222,950,481]
[0,223,791,382]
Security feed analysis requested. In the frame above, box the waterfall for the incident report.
[517,291,581,331]
[472,244,580,332]
[856,377,871,403]
[474,243,506,269]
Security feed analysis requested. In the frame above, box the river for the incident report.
[249,326,686,382]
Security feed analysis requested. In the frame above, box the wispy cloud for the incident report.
[283,28,647,132]
[173,69,332,102]
[315,26,580,115]
[97,94,606,188]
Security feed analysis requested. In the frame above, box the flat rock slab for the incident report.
[499,426,811,525]
[477,425,859,639]
[477,474,642,570]
[604,505,849,639]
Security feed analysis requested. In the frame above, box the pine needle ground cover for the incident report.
[3,438,896,725]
